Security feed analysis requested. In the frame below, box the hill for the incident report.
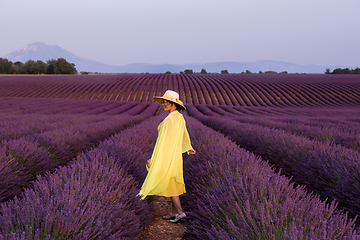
[3,42,345,73]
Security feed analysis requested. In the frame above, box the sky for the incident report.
[0,0,359,67]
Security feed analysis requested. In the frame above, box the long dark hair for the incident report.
[171,102,184,111]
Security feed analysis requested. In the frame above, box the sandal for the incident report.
[170,212,186,223]
[163,212,177,219]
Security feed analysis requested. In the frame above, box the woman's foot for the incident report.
[170,212,186,223]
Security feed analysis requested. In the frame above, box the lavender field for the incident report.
[1,74,360,239]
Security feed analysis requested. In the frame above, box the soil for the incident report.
[139,196,186,240]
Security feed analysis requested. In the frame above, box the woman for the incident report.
[138,90,196,223]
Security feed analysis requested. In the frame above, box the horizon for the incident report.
[1,0,359,68]
[2,41,355,74]
[5,41,345,67]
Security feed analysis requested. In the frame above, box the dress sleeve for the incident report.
[182,122,193,154]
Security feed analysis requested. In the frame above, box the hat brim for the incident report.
[153,96,186,110]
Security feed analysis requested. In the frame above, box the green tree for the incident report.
[34,60,47,74]
[22,60,47,74]
[200,68,207,74]
[53,58,77,74]
[330,67,360,74]
[342,68,350,74]
[21,60,36,74]
[12,61,24,74]
[221,69,229,74]
[184,69,193,74]
[0,58,13,74]
[11,64,19,74]
[351,67,360,74]
[332,68,344,74]
[46,59,56,74]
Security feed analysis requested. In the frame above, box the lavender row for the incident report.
[0,97,159,116]
[94,113,360,238]
[0,138,55,202]
[40,100,118,114]
[92,113,360,238]
[1,114,148,164]
[0,114,121,141]
[201,104,360,119]
[0,102,159,147]
[31,115,148,165]
[216,105,360,143]
[97,116,161,182]
[230,115,360,151]
[194,104,360,151]
[0,114,147,202]
[0,97,98,115]
[0,149,150,239]
[2,74,360,106]
[0,116,164,238]
[1,112,358,238]
[181,116,358,239]
[272,115,360,131]
[187,104,360,223]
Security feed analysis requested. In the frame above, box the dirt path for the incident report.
[139,196,186,239]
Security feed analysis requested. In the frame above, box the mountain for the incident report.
[3,42,121,73]
[3,42,343,73]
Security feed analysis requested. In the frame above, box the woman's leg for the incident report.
[171,196,184,215]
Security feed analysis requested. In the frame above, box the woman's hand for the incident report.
[188,149,196,155]
[146,159,151,168]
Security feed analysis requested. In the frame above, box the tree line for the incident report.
[179,69,288,74]
[325,67,360,74]
[0,58,77,74]
[177,68,360,75]
[178,69,230,74]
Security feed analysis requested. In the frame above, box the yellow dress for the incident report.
[138,110,193,200]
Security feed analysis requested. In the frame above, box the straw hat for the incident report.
[153,90,186,110]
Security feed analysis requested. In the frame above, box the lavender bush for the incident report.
[87,111,360,238]
[0,114,163,239]
[0,110,359,239]
[272,116,360,136]
[0,114,124,141]
[187,105,360,223]
[97,115,162,183]
[31,115,147,165]
[0,149,150,239]
[230,115,360,151]
[198,104,360,150]
[102,102,139,115]
[122,102,151,116]
[181,116,359,239]
[0,97,158,116]
[81,101,126,115]
[138,103,160,117]
[0,138,54,201]
[0,113,150,203]
[96,111,360,238]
